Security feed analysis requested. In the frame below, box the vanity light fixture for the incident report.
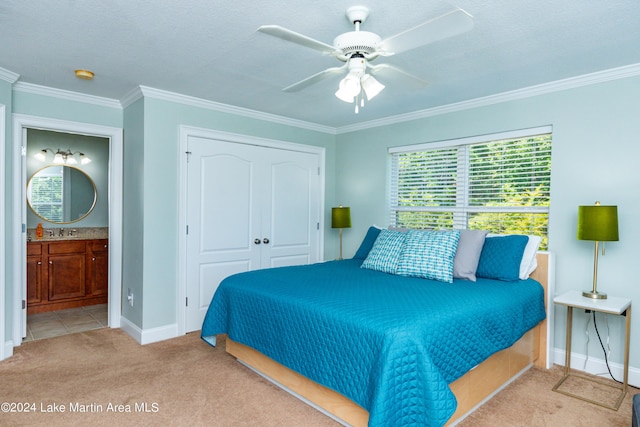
[35,148,92,165]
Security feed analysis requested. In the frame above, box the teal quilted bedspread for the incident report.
[201,259,545,426]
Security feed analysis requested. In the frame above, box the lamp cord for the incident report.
[592,311,622,384]
[583,315,591,371]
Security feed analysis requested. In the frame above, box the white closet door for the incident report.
[262,149,320,268]
[185,138,261,332]
[185,137,320,332]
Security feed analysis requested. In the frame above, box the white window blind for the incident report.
[389,129,552,248]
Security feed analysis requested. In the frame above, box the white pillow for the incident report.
[520,235,542,279]
[487,234,542,280]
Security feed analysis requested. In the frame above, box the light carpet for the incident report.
[0,328,636,426]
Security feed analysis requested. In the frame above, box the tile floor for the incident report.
[24,304,108,342]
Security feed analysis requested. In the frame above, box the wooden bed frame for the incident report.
[225,252,553,426]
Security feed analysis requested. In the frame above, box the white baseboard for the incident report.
[553,347,640,388]
[119,316,179,345]
[3,340,14,360]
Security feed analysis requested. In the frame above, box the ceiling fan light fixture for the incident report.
[335,72,361,103]
[259,6,473,114]
[361,74,385,100]
[334,87,354,103]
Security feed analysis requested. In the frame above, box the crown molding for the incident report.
[12,82,122,109]
[8,63,640,135]
[120,86,144,109]
[11,80,335,134]
[0,67,20,84]
[336,63,640,134]
[132,85,336,135]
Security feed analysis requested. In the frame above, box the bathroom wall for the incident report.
[25,129,109,229]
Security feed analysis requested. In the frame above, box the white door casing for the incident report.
[11,114,123,350]
[0,104,6,360]
[180,128,324,333]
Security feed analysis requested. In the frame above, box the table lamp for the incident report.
[577,201,619,299]
[332,206,351,260]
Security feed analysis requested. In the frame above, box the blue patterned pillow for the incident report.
[476,235,529,281]
[396,230,461,283]
[361,229,407,274]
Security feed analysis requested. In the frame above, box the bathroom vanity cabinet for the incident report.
[27,239,108,314]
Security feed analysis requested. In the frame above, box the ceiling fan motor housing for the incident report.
[346,55,366,77]
[333,31,381,57]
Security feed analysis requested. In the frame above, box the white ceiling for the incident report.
[2,1,640,129]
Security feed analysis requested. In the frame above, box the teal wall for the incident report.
[12,91,122,128]
[127,97,336,329]
[25,129,109,228]
[3,72,639,377]
[3,90,123,349]
[335,75,640,371]
[3,87,337,339]
[122,98,145,327]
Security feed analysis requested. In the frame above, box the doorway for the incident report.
[12,114,123,347]
[25,129,110,340]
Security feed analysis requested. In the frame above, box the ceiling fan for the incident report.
[258,5,474,113]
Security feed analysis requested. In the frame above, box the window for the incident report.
[389,127,552,248]
[27,166,64,223]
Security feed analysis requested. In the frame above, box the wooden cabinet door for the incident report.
[88,240,108,296]
[47,241,86,301]
[27,239,108,314]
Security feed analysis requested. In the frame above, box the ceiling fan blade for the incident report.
[258,25,338,55]
[379,8,473,55]
[368,63,428,88]
[282,63,348,92]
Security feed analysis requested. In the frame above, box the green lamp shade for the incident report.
[331,206,351,229]
[577,205,619,241]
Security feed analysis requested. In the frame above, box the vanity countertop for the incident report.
[28,227,109,242]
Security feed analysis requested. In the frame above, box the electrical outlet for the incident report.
[127,288,134,307]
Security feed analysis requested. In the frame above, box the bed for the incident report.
[201,228,552,427]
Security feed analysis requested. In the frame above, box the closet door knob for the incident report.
[263,238,270,244]
[254,239,261,245]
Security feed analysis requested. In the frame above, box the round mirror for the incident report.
[27,165,97,224]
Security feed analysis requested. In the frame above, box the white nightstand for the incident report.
[552,290,631,410]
